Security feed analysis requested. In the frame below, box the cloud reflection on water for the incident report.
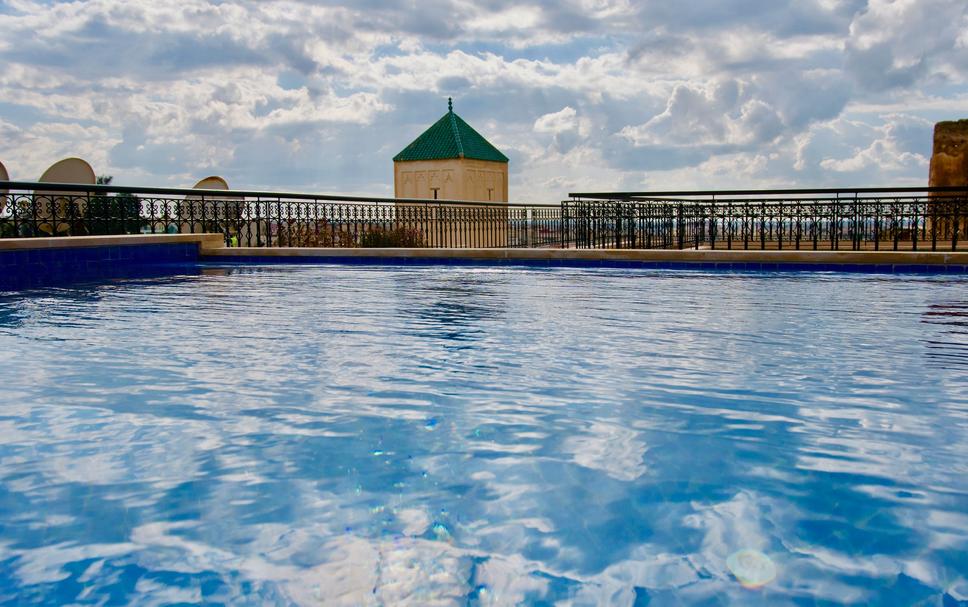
[0,267,965,605]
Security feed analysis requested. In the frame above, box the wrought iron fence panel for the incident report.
[565,189,967,251]
[3,182,966,251]
[0,182,560,249]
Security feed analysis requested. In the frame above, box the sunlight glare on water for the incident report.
[0,265,966,606]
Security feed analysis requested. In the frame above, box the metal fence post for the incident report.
[677,203,684,250]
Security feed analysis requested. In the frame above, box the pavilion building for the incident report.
[394,99,508,203]
[393,99,510,247]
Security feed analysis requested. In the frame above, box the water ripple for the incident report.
[0,266,965,605]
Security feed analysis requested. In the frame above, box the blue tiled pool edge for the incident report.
[199,253,968,274]
[2,234,967,292]
[0,242,200,290]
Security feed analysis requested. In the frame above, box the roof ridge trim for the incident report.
[450,111,465,158]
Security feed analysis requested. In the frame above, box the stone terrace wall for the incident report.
[928,120,968,239]
[930,119,968,188]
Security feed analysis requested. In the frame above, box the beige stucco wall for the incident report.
[393,158,509,248]
[394,159,461,201]
[394,158,508,202]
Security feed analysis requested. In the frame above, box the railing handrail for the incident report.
[570,185,968,199]
[0,180,559,209]
[564,193,967,205]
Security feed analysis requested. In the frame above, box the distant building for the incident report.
[928,119,968,239]
[393,98,509,202]
[929,120,968,190]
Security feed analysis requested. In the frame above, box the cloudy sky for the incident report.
[0,0,965,201]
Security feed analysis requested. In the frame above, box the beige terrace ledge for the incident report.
[0,233,225,251]
[204,247,968,266]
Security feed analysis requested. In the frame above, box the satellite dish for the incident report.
[192,176,229,190]
[35,157,96,235]
[0,160,8,215]
[182,176,244,241]
[39,157,96,185]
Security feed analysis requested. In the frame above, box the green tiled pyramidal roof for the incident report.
[394,99,509,163]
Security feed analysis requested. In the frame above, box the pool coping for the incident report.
[0,233,225,251]
[204,246,968,268]
[0,235,966,272]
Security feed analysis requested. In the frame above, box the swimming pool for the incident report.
[0,265,966,605]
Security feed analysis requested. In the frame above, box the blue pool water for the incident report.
[0,265,966,606]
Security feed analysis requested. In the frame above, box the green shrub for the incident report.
[360,227,424,248]
[86,193,144,235]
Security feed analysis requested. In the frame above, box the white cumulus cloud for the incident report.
[0,0,964,198]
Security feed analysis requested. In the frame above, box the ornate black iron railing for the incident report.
[566,187,968,252]
[3,182,965,251]
[0,181,564,249]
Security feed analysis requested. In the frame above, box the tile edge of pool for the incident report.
[1,235,967,293]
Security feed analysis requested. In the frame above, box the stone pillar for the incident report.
[930,120,968,188]
[928,120,968,243]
